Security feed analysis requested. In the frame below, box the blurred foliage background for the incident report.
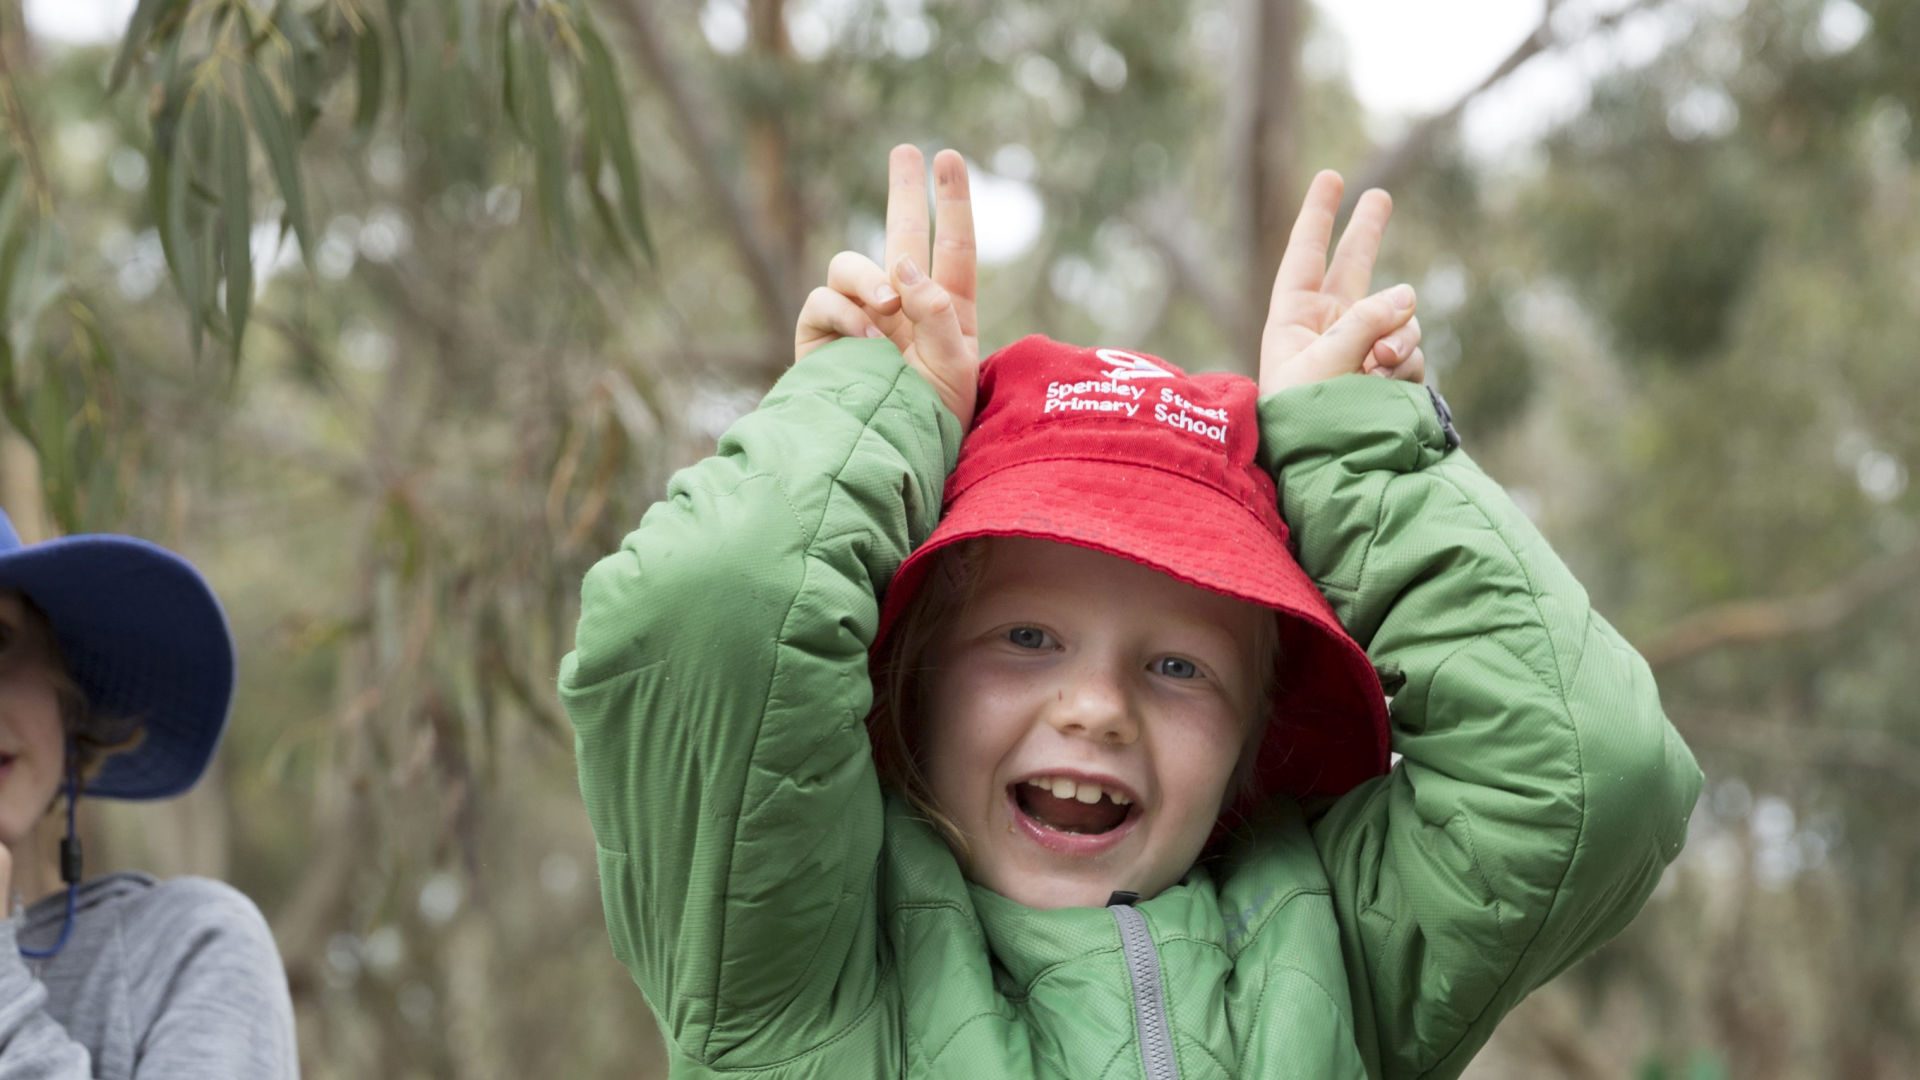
[1,0,1916,1076]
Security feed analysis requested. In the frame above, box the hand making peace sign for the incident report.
[1258,170,1425,395]
[795,145,982,427]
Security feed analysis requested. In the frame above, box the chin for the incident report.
[977,863,1131,910]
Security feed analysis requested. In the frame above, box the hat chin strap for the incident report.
[18,751,83,961]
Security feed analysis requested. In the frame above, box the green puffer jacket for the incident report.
[562,339,1702,1079]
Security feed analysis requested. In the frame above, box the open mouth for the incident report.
[1012,776,1136,836]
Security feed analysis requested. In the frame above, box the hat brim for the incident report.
[878,458,1389,801]
[0,535,235,800]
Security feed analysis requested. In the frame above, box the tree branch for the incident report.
[1347,0,1662,205]
[606,1,793,353]
[1640,547,1920,669]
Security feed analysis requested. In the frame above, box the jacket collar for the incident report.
[883,798,1228,986]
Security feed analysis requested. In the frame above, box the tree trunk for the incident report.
[747,0,804,321]
[1231,0,1303,374]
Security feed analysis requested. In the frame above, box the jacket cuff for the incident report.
[1255,374,1458,479]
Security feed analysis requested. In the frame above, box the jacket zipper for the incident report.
[1110,902,1181,1080]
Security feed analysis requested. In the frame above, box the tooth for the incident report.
[1050,778,1077,800]
[1025,777,1051,790]
[1074,784,1102,804]
[1110,790,1132,806]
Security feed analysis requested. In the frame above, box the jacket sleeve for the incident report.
[0,880,297,1079]
[1256,376,1703,1080]
[560,339,958,1067]
[0,922,92,1076]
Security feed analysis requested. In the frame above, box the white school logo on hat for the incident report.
[1037,347,1231,444]
[1097,348,1174,381]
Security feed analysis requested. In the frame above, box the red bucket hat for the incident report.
[876,334,1389,804]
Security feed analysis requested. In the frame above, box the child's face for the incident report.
[919,538,1267,909]
[0,592,67,846]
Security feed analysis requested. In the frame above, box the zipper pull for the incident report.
[1106,890,1140,907]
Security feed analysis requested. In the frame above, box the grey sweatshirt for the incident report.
[0,872,298,1078]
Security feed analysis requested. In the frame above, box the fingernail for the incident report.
[896,256,923,285]
[1389,284,1415,312]
[864,326,886,338]
[1371,368,1392,378]
[874,285,898,304]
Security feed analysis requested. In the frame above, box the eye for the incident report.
[1152,656,1201,680]
[1005,626,1051,650]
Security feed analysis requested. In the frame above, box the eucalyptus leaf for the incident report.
[218,96,254,360]
[576,15,652,261]
[386,0,411,112]
[242,65,314,265]
[158,96,210,356]
[108,0,186,93]
[354,22,386,139]
[515,21,576,254]
[499,4,523,138]
[579,130,631,265]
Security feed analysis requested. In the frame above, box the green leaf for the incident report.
[385,0,411,112]
[0,217,32,323]
[156,95,210,356]
[218,96,254,360]
[32,363,74,531]
[579,130,631,265]
[499,4,523,138]
[513,20,576,254]
[274,5,326,133]
[0,219,52,337]
[0,334,25,439]
[354,21,385,139]
[241,65,313,266]
[0,155,22,236]
[108,0,185,93]
[576,14,652,261]
[148,47,197,157]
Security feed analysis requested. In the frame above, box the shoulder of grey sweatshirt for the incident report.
[0,871,298,1079]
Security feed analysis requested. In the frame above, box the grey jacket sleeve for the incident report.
[0,920,92,1075]
[0,878,299,1079]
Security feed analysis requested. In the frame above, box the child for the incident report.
[0,511,297,1077]
[564,147,1701,1078]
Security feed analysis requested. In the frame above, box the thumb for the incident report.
[1288,284,1417,387]
[892,256,977,423]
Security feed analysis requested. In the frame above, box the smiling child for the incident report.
[564,147,1701,1079]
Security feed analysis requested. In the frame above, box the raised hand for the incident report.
[794,145,981,427]
[1258,170,1425,395]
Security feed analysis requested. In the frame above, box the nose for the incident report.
[1043,663,1140,747]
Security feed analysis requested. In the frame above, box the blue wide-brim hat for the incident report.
[0,509,234,800]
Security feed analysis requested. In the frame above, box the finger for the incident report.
[1301,283,1416,376]
[893,255,973,406]
[828,250,901,313]
[1270,170,1345,298]
[1389,347,1425,384]
[931,149,978,338]
[795,286,886,359]
[885,144,930,287]
[1368,315,1422,369]
[1325,188,1394,305]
